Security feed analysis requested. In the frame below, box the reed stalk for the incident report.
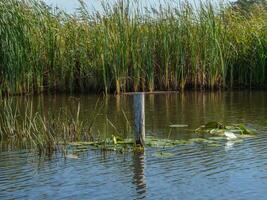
[0,0,266,95]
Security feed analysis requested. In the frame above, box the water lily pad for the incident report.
[146,139,175,147]
[146,136,191,147]
[59,123,256,155]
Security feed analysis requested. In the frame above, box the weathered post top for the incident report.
[134,93,145,147]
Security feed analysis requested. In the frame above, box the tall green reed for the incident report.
[0,0,266,95]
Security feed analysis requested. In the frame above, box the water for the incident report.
[1,91,267,200]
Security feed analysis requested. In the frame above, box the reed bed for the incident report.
[0,97,138,153]
[0,98,103,152]
[0,0,266,95]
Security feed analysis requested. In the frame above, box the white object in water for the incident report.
[225,141,235,151]
[224,131,237,140]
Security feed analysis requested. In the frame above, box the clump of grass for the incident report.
[0,98,103,153]
[0,99,139,155]
[0,98,258,154]
[0,0,266,95]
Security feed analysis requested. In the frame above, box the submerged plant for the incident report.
[0,98,105,152]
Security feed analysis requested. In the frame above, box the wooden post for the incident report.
[134,93,145,146]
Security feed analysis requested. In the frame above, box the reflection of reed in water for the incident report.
[116,95,121,112]
[132,152,146,199]
[148,94,155,135]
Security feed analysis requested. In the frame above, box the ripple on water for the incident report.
[1,92,267,200]
[1,135,267,200]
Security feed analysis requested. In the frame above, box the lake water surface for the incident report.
[1,91,267,199]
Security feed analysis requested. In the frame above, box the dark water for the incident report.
[1,91,267,200]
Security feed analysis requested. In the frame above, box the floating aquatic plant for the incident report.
[0,99,258,154]
[195,122,256,136]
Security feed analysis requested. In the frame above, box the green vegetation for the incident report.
[0,98,103,152]
[195,121,256,135]
[0,98,256,153]
[0,0,267,95]
[231,0,267,12]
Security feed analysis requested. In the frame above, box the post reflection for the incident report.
[132,151,146,199]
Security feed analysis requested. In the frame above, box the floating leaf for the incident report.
[146,136,191,147]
